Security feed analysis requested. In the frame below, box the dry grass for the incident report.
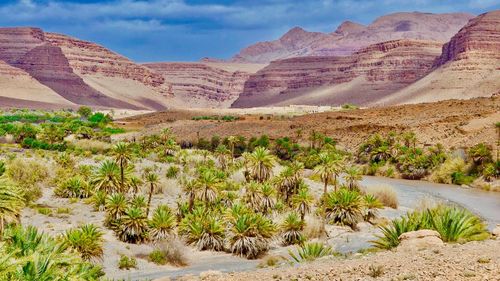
[70,139,112,154]
[6,158,49,202]
[303,215,326,239]
[365,185,398,209]
[156,237,189,267]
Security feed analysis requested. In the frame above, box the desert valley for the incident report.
[0,4,499,281]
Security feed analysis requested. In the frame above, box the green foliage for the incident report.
[324,188,363,229]
[118,255,137,270]
[1,225,104,280]
[63,224,104,261]
[288,242,335,263]
[0,178,25,233]
[149,249,166,265]
[372,205,489,249]
[118,207,149,243]
[77,106,92,119]
[55,176,92,199]
[6,158,48,202]
[280,212,305,246]
[149,205,176,241]
[166,165,180,179]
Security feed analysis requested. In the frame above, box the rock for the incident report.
[232,39,443,107]
[199,270,223,279]
[492,225,500,238]
[144,62,263,108]
[232,12,472,63]
[398,230,443,251]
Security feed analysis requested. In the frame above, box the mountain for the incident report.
[377,10,500,105]
[144,62,266,108]
[231,39,443,107]
[0,27,172,110]
[232,12,473,63]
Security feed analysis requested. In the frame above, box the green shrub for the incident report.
[0,160,5,176]
[166,165,180,179]
[431,157,468,184]
[324,188,363,229]
[118,255,137,270]
[149,249,166,265]
[372,205,488,249]
[289,242,335,263]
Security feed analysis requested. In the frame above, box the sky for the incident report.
[0,0,498,62]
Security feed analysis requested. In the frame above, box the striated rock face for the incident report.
[232,12,473,63]
[232,39,443,107]
[378,10,500,105]
[145,62,265,108]
[45,33,170,95]
[0,27,172,110]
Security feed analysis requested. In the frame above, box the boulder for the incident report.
[492,225,500,238]
[398,229,443,251]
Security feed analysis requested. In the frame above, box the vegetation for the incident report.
[372,205,489,249]
[289,242,335,263]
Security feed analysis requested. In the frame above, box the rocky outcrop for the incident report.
[377,10,500,105]
[0,27,172,110]
[45,33,170,95]
[232,12,473,63]
[232,39,443,107]
[145,62,265,108]
[398,230,443,251]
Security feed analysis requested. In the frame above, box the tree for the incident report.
[148,205,175,241]
[247,147,276,183]
[215,145,230,170]
[343,166,362,190]
[292,186,313,222]
[105,193,127,225]
[0,178,24,235]
[129,175,143,197]
[227,135,238,162]
[112,142,132,192]
[314,153,334,196]
[119,207,149,243]
[259,183,276,215]
[196,169,220,207]
[63,224,104,261]
[77,106,92,119]
[281,212,305,245]
[145,172,159,217]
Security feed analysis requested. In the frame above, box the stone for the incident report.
[492,225,500,238]
[398,230,444,251]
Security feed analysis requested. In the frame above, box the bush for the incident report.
[431,157,468,184]
[166,165,180,179]
[365,184,398,209]
[63,224,104,261]
[6,158,48,202]
[148,249,166,265]
[118,255,137,270]
[0,160,5,176]
[156,238,189,267]
[288,242,335,263]
[55,176,92,199]
[372,205,489,249]
[324,189,363,229]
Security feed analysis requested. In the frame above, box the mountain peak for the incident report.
[333,21,365,35]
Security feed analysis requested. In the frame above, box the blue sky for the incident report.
[0,0,498,62]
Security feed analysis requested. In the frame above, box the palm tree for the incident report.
[0,178,24,235]
[63,224,104,261]
[281,212,305,245]
[244,181,262,211]
[105,193,128,226]
[259,183,276,215]
[227,135,238,161]
[130,194,147,211]
[119,207,149,243]
[149,205,176,241]
[196,169,220,207]
[362,194,383,223]
[215,145,230,170]
[292,186,313,222]
[181,178,197,212]
[179,207,225,251]
[128,175,143,197]
[275,161,303,203]
[112,142,132,192]
[247,147,276,183]
[324,189,363,230]
[144,172,159,217]
[314,153,344,195]
[229,213,275,259]
[344,166,362,190]
[92,160,121,194]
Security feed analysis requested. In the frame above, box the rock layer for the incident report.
[0,27,172,109]
[377,10,500,105]
[232,40,443,107]
[232,12,473,63]
[145,62,266,108]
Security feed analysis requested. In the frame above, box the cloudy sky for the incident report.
[0,0,498,62]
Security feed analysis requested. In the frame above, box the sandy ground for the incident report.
[173,239,500,281]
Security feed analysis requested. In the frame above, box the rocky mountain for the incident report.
[144,62,266,108]
[231,40,443,107]
[0,27,172,110]
[376,10,500,105]
[232,12,473,63]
